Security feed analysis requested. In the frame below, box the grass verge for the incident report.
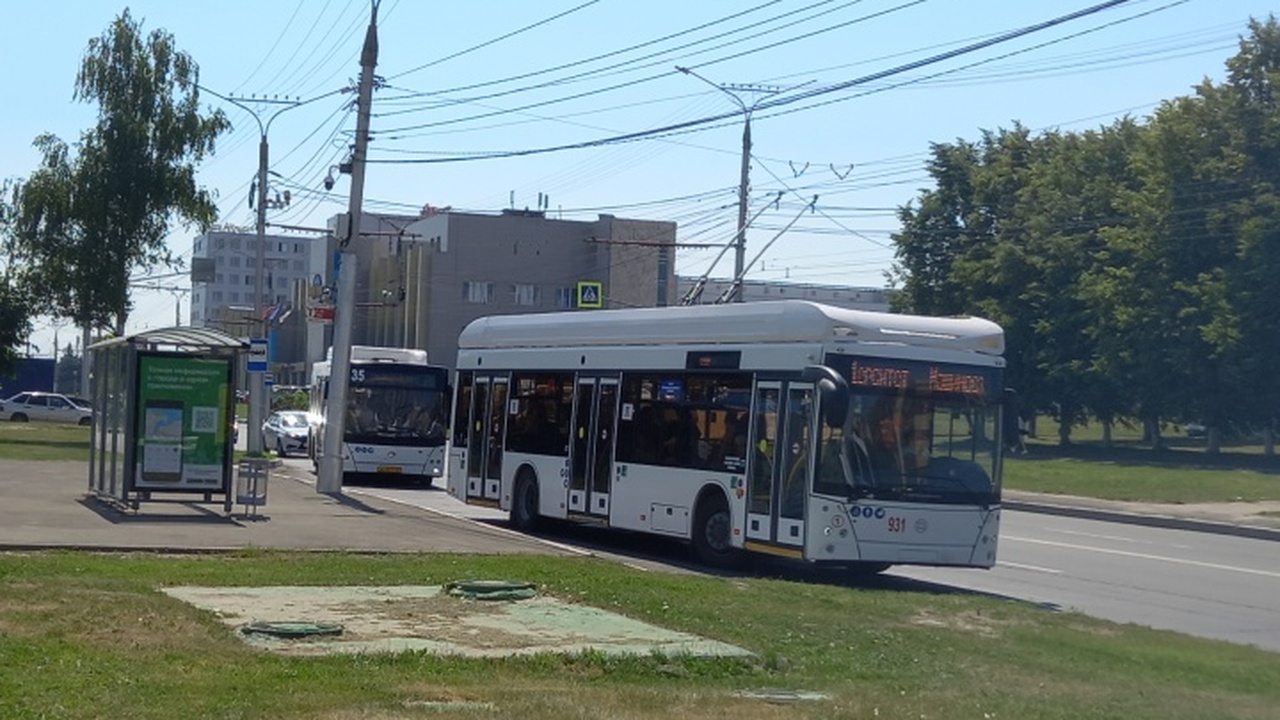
[1004,457,1280,503]
[0,422,90,461]
[0,551,1276,720]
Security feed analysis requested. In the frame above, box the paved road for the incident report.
[895,510,1280,653]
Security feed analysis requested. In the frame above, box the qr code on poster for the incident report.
[191,407,218,433]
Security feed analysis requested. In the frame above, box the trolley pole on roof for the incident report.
[318,0,379,494]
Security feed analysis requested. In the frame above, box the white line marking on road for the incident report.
[1006,535,1280,579]
[1046,528,1193,549]
[998,561,1062,575]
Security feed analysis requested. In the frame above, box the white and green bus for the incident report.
[447,300,1006,572]
[310,345,451,485]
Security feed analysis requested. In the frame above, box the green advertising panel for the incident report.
[134,353,232,490]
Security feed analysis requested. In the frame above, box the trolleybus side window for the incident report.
[616,372,751,471]
[508,372,573,456]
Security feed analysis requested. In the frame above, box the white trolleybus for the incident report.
[310,345,451,485]
[448,300,1007,572]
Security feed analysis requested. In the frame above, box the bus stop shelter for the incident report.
[87,326,246,512]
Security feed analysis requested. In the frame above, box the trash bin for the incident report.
[236,458,270,517]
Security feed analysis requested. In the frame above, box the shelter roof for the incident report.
[88,326,247,353]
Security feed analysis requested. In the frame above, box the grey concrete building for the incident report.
[305,208,678,371]
[189,228,316,329]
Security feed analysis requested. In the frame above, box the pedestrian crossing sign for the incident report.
[576,281,603,309]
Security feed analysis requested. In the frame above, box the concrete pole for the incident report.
[318,1,378,494]
[732,115,751,303]
[248,135,269,455]
[676,66,778,303]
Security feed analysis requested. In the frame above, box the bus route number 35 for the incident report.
[351,368,366,383]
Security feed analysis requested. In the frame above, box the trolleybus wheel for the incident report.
[510,470,541,532]
[691,492,740,569]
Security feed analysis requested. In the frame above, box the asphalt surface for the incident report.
[1,459,1278,553]
[0,459,578,555]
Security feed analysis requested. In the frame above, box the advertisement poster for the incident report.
[134,354,232,489]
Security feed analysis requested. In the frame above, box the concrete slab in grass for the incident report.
[164,584,755,659]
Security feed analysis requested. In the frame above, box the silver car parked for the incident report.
[2,392,93,426]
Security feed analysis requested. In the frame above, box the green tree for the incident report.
[0,179,34,379]
[14,9,228,336]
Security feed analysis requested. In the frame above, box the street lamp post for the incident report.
[676,67,781,303]
[211,95,302,455]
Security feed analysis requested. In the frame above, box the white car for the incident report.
[262,410,310,457]
[2,392,93,426]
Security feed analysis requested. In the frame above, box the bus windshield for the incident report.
[815,356,1002,505]
[345,366,448,445]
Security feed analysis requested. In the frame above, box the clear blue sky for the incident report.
[4,0,1273,356]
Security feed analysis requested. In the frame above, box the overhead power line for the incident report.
[367,0,1143,165]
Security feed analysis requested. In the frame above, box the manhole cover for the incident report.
[241,621,345,639]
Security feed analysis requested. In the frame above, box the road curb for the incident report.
[1003,499,1280,542]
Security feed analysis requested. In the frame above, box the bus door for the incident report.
[465,374,508,502]
[745,380,815,552]
[568,376,618,518]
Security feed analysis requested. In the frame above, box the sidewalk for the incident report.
[0,460,577,556]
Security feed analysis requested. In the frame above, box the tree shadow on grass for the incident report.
[1025,442,1279,474]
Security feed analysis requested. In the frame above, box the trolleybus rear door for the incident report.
[745,381,815,552]
[465,375,508,502]
[568,376,618,518]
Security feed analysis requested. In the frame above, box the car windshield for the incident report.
[278,413,309,428]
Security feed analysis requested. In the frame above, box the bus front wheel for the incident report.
[691,493,740,569]
[510,471,540,533]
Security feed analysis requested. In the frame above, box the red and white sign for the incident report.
[306,303,335,324]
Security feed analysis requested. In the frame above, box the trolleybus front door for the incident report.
[568,376,618,518]
[465,375,508,502]
[745,381,815,553]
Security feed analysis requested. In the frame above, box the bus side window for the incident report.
[629,404,662,464]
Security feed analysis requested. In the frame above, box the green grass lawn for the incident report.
[0,421,91,462]
[0,551,1275,720]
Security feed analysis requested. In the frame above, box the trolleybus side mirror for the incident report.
[802,365,849,429]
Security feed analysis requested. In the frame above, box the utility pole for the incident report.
[318,0,379,494]
[204,91,301,456]
[676,67,781,303]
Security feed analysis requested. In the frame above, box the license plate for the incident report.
[377,465,403,474]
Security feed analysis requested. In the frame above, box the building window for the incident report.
[513,284,539,306]
[245,276,253,285]
[293,243,301,253]
[195,240,203,252]
[462,281,493,304]
[230,256,241,268]
[230,292,239,302]
[215,273,224,284]
[212,291,224,302]
[215,237,226,250]
[230,238,241,250]
[555,287,574,309]
[292,260,304,271]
